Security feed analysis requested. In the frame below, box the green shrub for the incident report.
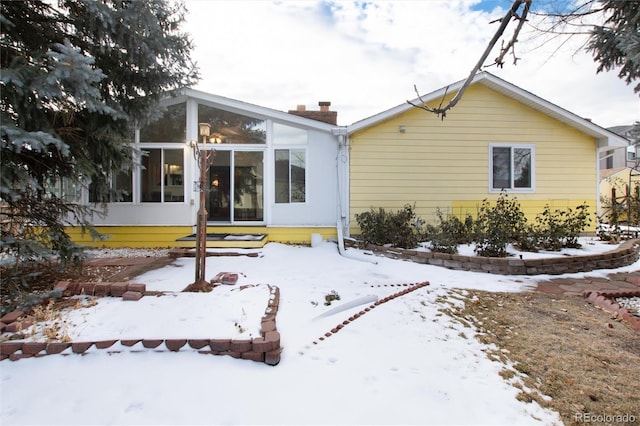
[473,192,527,257]
[563,203,592,248]
[355,204,421,248]
[533,202,592,249]
[428,209,474,254]
[534,205,566,251]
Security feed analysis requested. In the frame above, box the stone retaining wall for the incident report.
[345,239,640,275]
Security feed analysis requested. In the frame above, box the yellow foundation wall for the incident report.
[349,84,598,234]
[66,225,337,248]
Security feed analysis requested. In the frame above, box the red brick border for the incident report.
[309,282,430,346]
[0,284,282,365]
[583,289,640,332]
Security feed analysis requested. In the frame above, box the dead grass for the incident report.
[443,289,640,426]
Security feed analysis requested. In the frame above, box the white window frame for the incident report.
[139,144,187,204]
[488,143,535,193]
[274,148,307,204]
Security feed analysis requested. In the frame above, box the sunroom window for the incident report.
[275,149,306,203]
[490,144,534,192]
[198,104,266,144]
[139,103,186,143]
[89,170,133,203]
[47,176,83,203]
[140,149,184,202]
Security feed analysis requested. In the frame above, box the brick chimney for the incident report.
[288,101,337,125]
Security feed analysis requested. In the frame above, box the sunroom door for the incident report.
[207,151,231,222]
[233,151,263,222]
[206,150,263,223]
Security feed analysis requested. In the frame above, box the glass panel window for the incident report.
[492,147,511,190]
[198,104,266,144]
[273,123,308,145]
[164,150,184,202]
[513,148,532,188]
[112,171,133,202]
[275,149,306,203]
[490,145,534,191]
[89,170,132,202]
[140,103,186,143]
[48,177,83,203]
[234,151,263,221]
[141,149,184,202]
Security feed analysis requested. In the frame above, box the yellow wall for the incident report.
[349,84,598,233]
[66,225,337,248]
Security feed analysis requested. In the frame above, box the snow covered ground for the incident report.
[1,238,636,425]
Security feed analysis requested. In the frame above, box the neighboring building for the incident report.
[601,125,636,170]
[68,72,627,247]
[69,89,347,248]
[599,166,640,225]
[345,72,627,235]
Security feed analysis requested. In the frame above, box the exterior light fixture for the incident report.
[199,122,211,137]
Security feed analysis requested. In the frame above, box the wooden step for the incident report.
[175,233,268,249]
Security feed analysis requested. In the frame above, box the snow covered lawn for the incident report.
[2,239,632,425]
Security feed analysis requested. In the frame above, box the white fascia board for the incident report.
[181,88,336,133]
[346,72,630,150]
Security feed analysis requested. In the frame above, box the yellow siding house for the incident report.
[346,72,628,236]
[68,73,627,248]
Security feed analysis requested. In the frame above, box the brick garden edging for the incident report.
[309,282,430,346]
[0,284,282,366]
[345,239,640,275]
[583,288,640,332]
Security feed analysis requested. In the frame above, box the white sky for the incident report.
[185,0,639,129]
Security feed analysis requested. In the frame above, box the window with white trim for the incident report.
[275,149,306,203]
[490,144,534,192]
[140,148,184,203]
[88,169,132,202]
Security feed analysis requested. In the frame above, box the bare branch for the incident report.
[493,0,531,68]
[408,0,531,119]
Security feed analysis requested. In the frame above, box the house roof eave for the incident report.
[168,88,337,132]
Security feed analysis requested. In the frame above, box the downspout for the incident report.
[335,130,378,264]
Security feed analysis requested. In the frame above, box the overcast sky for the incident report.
[185,0,639,129]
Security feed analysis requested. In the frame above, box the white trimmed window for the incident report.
[273,123,307,203]
[489,144,534,192]
[275,149,306,203]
